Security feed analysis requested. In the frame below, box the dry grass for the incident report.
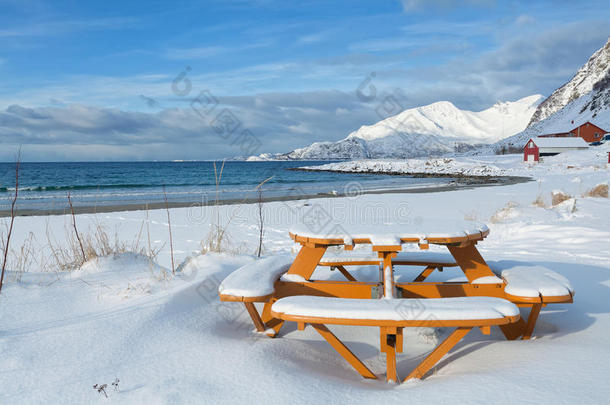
[200,160,249,255]
[0,227,37,282]
[532,195,546,208]
[551,190,571,206]
[46,219,161,271]
[584,183,608,198]
[0,151,19,293]
[202,161,230,253]
[489,201,519,224]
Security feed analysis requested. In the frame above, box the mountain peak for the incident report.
[252,95,542,160]
[528,38,610,126]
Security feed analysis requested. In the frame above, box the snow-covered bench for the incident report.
[218,255,294,335]
[271,295,520,383]
[491,263,574,339]
[318,251,458,282]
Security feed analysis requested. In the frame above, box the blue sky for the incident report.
[0,0,609,161]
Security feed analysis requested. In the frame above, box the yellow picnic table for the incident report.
[219,219,574,382]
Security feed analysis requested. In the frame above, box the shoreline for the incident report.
[0,174,531,218]
[289,166,508,179]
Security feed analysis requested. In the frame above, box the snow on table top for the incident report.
[319,251,457,264]
[272,296,519,321]
[291,219,489,245]
[218,255,294,298]
[493,264,574,298]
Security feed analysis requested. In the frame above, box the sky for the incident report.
[0,0,609,161]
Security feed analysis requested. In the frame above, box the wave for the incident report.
[0,183,215,193]
[0,179,327,193]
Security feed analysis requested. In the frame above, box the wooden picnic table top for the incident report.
[289,219,489,247]
[286,219,499,299]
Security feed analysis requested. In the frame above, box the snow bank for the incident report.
[300,157,507,177]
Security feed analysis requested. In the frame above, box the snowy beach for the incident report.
[0,148,608,403]
[2,3,610,402]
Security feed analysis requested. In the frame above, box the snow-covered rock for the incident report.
[299,157,507,177]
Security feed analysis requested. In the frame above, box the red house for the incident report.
[568,121,607,143]
[539,121,607,143]
[524,137,589,163]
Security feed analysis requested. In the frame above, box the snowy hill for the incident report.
[528,37,610,126]
[248,95,543,160]
[488,41,610,154]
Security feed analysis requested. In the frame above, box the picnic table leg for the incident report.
[499,318,525,340]
[243,302,266,333]
[311,323,377,380]
[413,265,436,282]
[286,244,327,279]
[380,326,399,383]
[447,244,496,282]
[377,252,397,298]
[404,326,472,381]
[261,299,284,338]
[522,303,542,340]
[335,265,357,282]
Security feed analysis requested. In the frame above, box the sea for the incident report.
[0,161,454,214]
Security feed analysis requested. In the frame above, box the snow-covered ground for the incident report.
[1,147,609,403]
[300,142,610,178]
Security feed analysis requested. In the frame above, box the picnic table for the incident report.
[286,220,502,299]
[219,219,574,383]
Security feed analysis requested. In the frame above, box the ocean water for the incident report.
[0,161,453,213]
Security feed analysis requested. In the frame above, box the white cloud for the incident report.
[297,29,335,45]
[400,0,495,12]
[163,46,224,60]
[0,91,380,161]
[515,14,536,26]
[0,17,137,38]
[162,40,273,60]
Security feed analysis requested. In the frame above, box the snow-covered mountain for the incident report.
[248,95,543,160]
[528,37,610,125]
[488,40,610,154]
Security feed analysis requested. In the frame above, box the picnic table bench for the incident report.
[271,295,520,382]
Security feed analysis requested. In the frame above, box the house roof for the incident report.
[571,121,607,132]
[530,137,589,148]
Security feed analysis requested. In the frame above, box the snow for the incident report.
[493,265,574,299]
[290,220,489,246]
[217,254,294,298]
[320,253,379,263]
[383,265,394,298]
[300,157,508,176]
[395,251,457,265]
[472,276,504,285]
[300,143,610,178]
[0,145,609,403]
[346,95,543,144]
[271,296,519,321]
[320,251,457,265]
[531,137,589,148]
